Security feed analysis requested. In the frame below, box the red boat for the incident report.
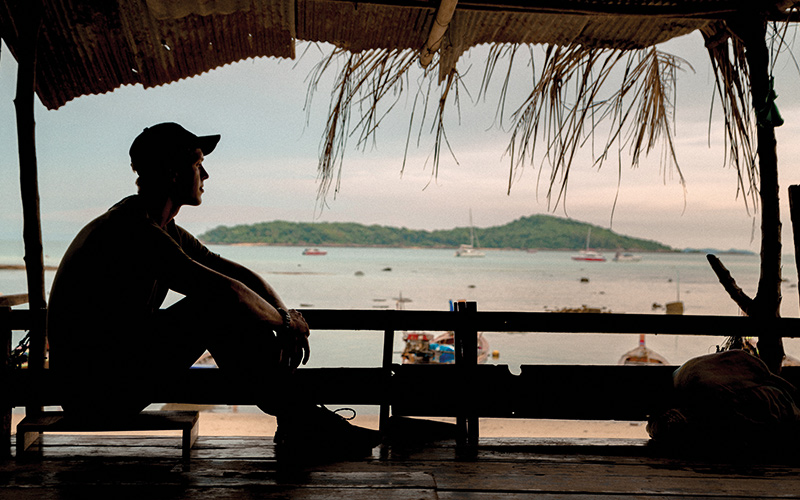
[572,228,606,261]
[302,248,327,255]
[571,251,606,262]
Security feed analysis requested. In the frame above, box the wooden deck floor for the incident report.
[3,432,800,499]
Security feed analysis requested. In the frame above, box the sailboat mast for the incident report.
[469,209,475,246]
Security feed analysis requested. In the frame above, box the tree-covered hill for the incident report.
[198,215,672,251]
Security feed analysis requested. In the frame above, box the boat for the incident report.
[455,244,485,258]
[455,210,485,257]
[302,248,327,255]
[400,330,490,364]
[666,270,684,314]
[613,251,642,262]
[572,250,606,262]
[399,298,490,364]
[618,334,668,365]
[571,228,606,262]
[191,350,218,368]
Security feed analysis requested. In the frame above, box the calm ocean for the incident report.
[3,240,799,370]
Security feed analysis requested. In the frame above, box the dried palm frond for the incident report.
[306,45,465,202]
[309,41,690,207]
[306,23,786,210]
[497,45,687,211]
[702,22,758,213]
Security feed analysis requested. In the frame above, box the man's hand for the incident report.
[276,308,310,371]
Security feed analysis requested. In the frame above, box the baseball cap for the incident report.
[129,122,220,173]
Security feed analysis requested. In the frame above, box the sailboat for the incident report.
[571,227,606,262]
[455,209,486,257]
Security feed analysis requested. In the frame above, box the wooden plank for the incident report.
[4,435,800,499]
[299,309,800,339]
[5,367,390,407]
[16,411,199,433]
[8,308,800,339]
[425,460,800,497]
[0,294,29,308]
[1,304,12,459]
[16,411,198,458]
[8,365,800,422]
[6,435,800,498]
[8,308,800,338]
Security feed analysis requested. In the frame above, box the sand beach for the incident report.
[10,412,650,439]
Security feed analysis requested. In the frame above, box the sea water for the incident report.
[4,240,800,415]
[203,244,800,370]
[4,240,799,369]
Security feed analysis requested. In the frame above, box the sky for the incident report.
[2,30,800,253]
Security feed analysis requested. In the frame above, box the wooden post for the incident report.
[13,3,47,431]
[14,3,47,378]
[1,294,29,458]
[379,327,394,436]
[1,304,11,458]
[789,185,800,315]
[454,301,478,450]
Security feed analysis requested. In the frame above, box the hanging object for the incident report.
[756,76,784,128]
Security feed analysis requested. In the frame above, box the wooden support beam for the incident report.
[790,185,800,316]
[453,301,478,451]
[1,295,30,458]
[324,0,787,19]
[13,3,46,418]
[419,0,458,68]
[379,327,394,436]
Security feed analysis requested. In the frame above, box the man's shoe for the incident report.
[274,406,381,461]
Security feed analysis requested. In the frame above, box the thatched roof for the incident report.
[0,0,793,111]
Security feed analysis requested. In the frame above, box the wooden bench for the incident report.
[16,410,199,458]
[2,295,206,458]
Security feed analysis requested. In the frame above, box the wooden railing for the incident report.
[3,300,800,450]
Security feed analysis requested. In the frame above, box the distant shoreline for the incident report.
[0,264,58,271]
[204,243,758,255]
[202,242,682,253]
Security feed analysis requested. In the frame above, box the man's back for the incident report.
[47,195,212,372]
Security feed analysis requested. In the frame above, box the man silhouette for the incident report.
[47,122,379,458]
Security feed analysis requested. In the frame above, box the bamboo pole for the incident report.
[14,3,46,375]
[419,0,458,68]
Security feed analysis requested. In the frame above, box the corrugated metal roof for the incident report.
[0,0,792,110]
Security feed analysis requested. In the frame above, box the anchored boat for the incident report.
[619,334,668,365]
[455,210,485,257]
[401,330,490,364]
[572,228,606,262]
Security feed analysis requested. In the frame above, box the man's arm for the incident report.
[165,254,310,368]
[202,255,288,309]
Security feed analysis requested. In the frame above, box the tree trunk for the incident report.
[14,3,47,373]
[734,17,784,373]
